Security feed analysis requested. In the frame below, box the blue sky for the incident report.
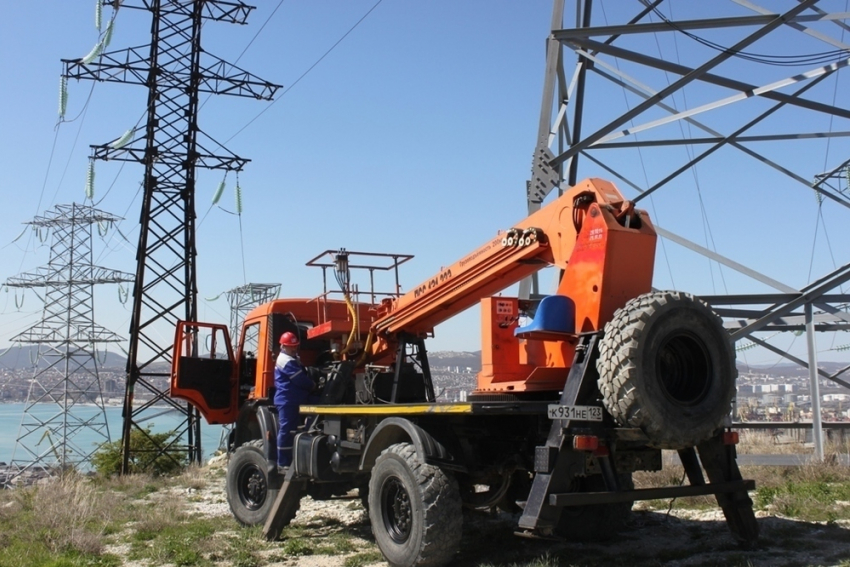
[2,1,850,367]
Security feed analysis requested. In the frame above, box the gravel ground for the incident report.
[125,457,850,567]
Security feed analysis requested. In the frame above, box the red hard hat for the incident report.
[279,331,300,347]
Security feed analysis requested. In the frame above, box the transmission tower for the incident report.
[530,0,850,460]
[5,204,133,477]
[224,283,281,345]
[62,1,281,471]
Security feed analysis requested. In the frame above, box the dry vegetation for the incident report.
[736,429,850,456]
[1,433,850,567]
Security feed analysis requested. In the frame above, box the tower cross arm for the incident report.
[90,143,250,171]
[63,46,151,86]
[115,1,255,24]
[11,322,125,344]
[5,266,135,288]
[200,56,282,100]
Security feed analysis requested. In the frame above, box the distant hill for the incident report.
[737,360,849,379]
[0,345,483,373]
[0,346,127,371]
[1,343,835,381]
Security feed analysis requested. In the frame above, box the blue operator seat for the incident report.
[514,294,576,339]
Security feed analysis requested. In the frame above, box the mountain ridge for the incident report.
[0,345,844,380]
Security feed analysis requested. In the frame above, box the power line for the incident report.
[225,0,384,144]
[235,0,287,63]
[650,5,850,67]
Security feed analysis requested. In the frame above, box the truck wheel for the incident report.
[597,291,736,450]
[226,440,284,526]
[556,474,632,541]
[368,443,462,567]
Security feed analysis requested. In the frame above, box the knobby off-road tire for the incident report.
[556,474,633,541]
[227,439,290,526]
[368,443,462,567]
[597,291,736,450]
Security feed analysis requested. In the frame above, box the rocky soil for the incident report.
[111,456,850,567]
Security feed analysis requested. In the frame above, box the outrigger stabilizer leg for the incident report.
[263,467,306,541]
[695,433,760,546]
[515,333,759,546]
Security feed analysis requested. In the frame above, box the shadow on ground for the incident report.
[310,506,850,567]
[449,510,850,567]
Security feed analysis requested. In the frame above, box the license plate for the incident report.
[547,405,603,421]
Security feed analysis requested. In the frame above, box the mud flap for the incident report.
[695,433,759,547]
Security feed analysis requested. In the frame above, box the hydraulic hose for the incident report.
[340,293,358,356]
[356,329,375,367]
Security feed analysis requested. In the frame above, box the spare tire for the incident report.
[597,291,736,450]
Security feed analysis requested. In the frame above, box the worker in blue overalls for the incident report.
[274,331,317,470]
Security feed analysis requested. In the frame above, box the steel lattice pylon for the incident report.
[62,1,281,472]
[225,283,281,346]
[528,0,850,460]
[4,204,133,478]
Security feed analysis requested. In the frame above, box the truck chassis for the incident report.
[257,334,757,566]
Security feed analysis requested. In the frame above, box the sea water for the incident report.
[0,403,225,466]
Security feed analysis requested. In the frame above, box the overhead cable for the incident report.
[225,0,384,144]
[651,5,850,66]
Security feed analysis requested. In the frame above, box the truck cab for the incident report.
[172,296,383,430]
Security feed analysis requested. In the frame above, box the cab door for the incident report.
[171,321,238,424]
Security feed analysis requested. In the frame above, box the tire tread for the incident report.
[372,443,462,566]
[597,291,736,449]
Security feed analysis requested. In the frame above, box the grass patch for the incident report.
[750,462,850,522]
[206,525,268,567]
[276,528,361,558]
[0,470,262,567]
[90,472,158,497]
[632,466,717,510]
[314,532,358,555]
[343,550,384,567]
[129,516,217,566]
[176,465,208,491]
[736,430,810,455]
[281,537,314,556]
[634,447,850,521]
[0,473,136,567]
[273,511,373,560]
[478,553,563,567]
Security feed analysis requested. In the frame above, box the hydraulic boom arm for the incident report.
[370,178,657,392]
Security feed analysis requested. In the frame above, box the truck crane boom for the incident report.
[370,178,657,392]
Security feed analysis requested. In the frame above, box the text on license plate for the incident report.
[547,405,603,421]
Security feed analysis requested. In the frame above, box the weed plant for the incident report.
[634,435,850,521]
[0,472,123,567]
